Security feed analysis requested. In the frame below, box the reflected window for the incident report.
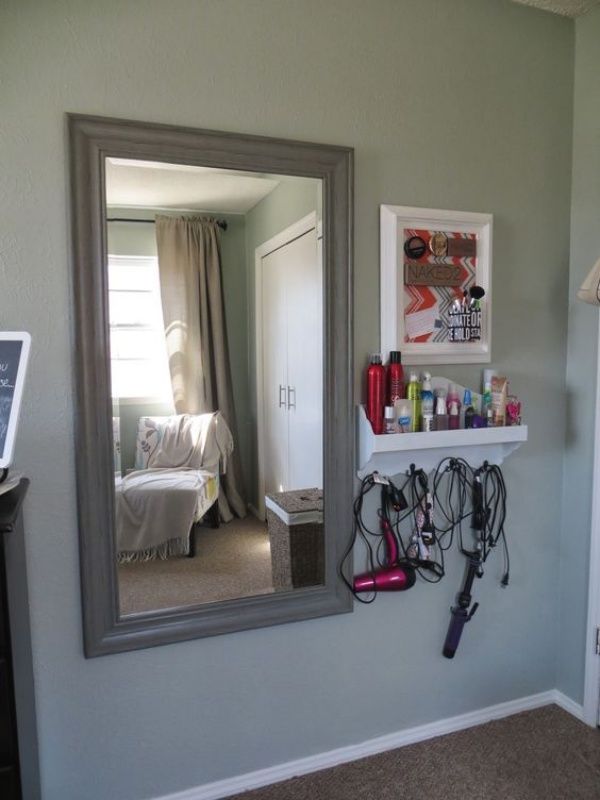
[108,254,171,401]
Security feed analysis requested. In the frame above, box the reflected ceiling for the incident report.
[106,158,280,213]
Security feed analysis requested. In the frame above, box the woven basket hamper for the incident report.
[265,488,324,590]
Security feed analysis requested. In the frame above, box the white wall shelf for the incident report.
[357,405,527,478]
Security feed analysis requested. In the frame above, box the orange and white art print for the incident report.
[380,206,492,365]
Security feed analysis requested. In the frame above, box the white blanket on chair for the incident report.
[148,412,233,475]
[116,468,216,561]
[116,414,231,560]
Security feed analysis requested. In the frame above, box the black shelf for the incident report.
[0,479,29,800]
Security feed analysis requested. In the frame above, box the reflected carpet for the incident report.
[118,515,273,614]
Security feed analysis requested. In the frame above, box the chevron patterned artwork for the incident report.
[403,228,478,344]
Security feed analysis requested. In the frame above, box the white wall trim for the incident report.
[553,689,585,721]
[149,689,578,800]
[583,312,600,726]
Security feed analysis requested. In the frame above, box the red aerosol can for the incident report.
[366,353,386,434]
[387,351,404,407]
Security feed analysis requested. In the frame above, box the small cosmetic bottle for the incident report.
[384,405,396,434]
[448,399,460,430]
[447,383,461,420]
[463,389,475,429]
[482,380,493,428]
[396,399,413,433]
[434,390,448,431]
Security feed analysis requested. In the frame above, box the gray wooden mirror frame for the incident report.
[67,114,354,657]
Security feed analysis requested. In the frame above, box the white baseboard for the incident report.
[552,689,585,721]
[152,688,585,800]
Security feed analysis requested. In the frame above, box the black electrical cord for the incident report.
[442,460,510,658]
[339,473,380,603]
[400,467,445,583]
[479,463,509,585]
[340,459,510,603]
[339,473,414,603]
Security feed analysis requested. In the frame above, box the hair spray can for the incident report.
[406,372,421,433]
[366,354,386,434]
[387,351,404,407]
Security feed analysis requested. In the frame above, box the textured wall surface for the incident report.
[511,0,599,18]
[0,2,574,799]
[557,3,600,704]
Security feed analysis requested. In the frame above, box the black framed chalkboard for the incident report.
[0,334,30,469]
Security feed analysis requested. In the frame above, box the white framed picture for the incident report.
[0,331,31,469]
[380,205,492,365]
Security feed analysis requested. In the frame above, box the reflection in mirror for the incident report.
[105,158,324,615]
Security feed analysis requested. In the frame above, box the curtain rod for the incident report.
[106,217,228,231]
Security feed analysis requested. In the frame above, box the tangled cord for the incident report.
[339,458,509,603]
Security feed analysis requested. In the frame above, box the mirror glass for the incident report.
[105,157,324,615]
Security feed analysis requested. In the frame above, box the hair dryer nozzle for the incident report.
[353,563,416,593]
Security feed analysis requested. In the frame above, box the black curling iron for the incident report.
[443,468,486,659]
[443,548,482,658]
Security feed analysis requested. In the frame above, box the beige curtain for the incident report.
[155,215,246,521]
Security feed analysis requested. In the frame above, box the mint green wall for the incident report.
[245,178,321,253]
[244,178,321,507]
[1,2,576,799]
[107,211,159,257]
[557,3,600,704]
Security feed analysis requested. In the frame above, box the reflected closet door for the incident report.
[285,226,322,490]
[261,245,289,496]
[259,219,322,504]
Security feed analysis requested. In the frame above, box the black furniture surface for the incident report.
[0,479,29,800]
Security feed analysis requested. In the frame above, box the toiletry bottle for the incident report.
[482,369,497,393]
[366,354,386,434]
[384,405,396,434]
[396,399,412,433]
[482,380,492,428]
[420,372,434,432]
[434,389,448,431]
[463,389,475,429]
[447,383,461,420]
[387,351,404,408]
[406,372,421,433]
[491,375,508,427]
[448,399,460,430]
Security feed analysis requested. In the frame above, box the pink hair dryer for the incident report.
[353,518,416,593]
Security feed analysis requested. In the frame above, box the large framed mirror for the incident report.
[68,114,353,656]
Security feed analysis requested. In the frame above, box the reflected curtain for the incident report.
[155,215,246,521]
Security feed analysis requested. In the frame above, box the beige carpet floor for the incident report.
[229,705,600,800]
[118,515,274,615]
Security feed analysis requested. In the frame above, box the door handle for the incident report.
[287,386,296,409]
[279,384,287,408]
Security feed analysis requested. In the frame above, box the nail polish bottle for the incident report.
[464,389,475,429]
[448,399,460,430]
[434,390,448,431]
